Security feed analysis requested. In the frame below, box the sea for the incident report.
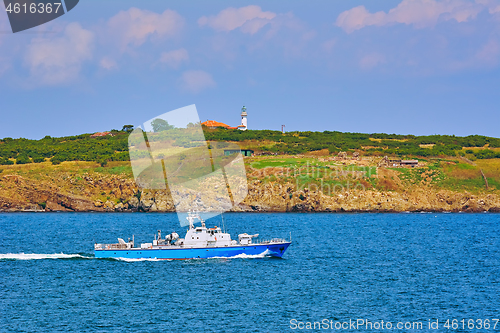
[1,213,499,333]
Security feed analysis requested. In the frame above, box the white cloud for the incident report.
[447,38,500,70]
[0,14,10,76]
[0,9,10,47]
[475,0,500,14]
[99,57,117,70]
[198,9,315,62]
[336,0,484,33]
[322,39,337,53]
[360,53,386,69]
[25,22,93,85]
[107,8,184,50]
[159,48,189,68]
[0,58,10,77]
[198,6,276,34]
[179,70,216,93]
[475,38,500,65]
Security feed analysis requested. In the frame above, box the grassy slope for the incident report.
[0,156,498,208]
[248,156,499,194]
[0,161,134,204]
[1,129,499,201]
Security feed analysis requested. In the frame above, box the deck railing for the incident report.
[94,243,130,250]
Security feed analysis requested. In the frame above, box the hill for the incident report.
[1,128,500,166]
[1,127,499,212]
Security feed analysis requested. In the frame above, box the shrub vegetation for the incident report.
[0,128,499,164]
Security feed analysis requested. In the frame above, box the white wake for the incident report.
[114,257,164,262]
[0,253,88,260]
[210,249,271,259]
[114,250,272,261]
[0,250,273,261]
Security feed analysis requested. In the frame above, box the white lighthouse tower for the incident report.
[239,106,247,131]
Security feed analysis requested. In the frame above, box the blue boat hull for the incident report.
[94,242,291,260]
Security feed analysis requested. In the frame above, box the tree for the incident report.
[151,119,174,132]
[122,125,134,133]
[16,155,31,164]
[32,156,46,163]
[51,156,63,165]
[0,158,14,165]
[98,157,108,167]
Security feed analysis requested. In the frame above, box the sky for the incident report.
[0,0,499,139]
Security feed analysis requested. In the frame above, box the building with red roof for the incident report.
[90,131,113,138]
[201,120,230,129]
[201,106,248,131]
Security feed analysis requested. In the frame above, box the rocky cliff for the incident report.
[1,173,499,213]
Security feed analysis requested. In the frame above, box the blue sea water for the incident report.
[1,213,499,333]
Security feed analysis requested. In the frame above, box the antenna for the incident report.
[221,211,226,233]
[281,125,285,134]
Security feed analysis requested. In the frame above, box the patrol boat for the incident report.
[94,212,291,260]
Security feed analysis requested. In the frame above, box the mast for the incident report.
[221,211,226,233]
[186,211,205,229]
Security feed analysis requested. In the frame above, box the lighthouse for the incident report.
[239,106,248,131]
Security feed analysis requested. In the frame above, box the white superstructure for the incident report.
[181,212,233,247]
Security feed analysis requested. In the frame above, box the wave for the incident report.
[114,257,164,262]
[210,249,271,259]
[113,250,273,261]
[0,250,273,262]
[0,253,91,260]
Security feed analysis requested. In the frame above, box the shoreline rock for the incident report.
[1,174,499,213]
[1,184,499,213]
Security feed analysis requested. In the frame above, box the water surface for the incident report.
[1,213,499,332]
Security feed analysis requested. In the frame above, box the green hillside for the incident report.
[1,126,500,166]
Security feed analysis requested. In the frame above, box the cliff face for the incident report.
[242,182,500,212]
[1,174,499,213]
[0,173,136,212]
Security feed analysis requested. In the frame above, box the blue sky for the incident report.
[0,0,499,139]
